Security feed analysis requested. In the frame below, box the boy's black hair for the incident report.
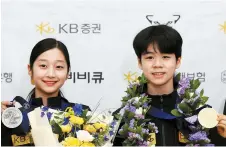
[133,25,183,60]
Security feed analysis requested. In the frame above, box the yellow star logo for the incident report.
[124,72,138,82]
[36,22,55,35]
[219,21,226,34]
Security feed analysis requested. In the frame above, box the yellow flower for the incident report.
[84,125,96,133]
[60,125,72,133]
[70,116,84,125]
[81,142,95,147]
[61,137,81,146]
[64,112,71,118]
[65,107,75,115]
[93,123,107,131]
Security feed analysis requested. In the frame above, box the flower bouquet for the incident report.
[28,104,118,147]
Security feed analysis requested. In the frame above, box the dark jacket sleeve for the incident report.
[209,127,226,146]
[1,121,13,146]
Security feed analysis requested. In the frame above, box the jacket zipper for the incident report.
[160,96,166,146]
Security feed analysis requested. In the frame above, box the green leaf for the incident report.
[136,126,142,134]
[114,114,121,120]
[127,88,134,97]
[191,93,198,99]
[51,120,62,134]
[200,89,204,97]
[175,72,181,81]
[201,96,209,104]
[81,109,88,118]
[191,99,201,110]
[57,112,64,115]
[184,90,191,99]
[122,96,130,102]
[178,103,192,113]
[127,112,135,120]
[133,85,137,93]
[192,79,201,89]
[137,119,151,126]
[54,116,60,119]
[139,74,147,84]
[171,109,183,117]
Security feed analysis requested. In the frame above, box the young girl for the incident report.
[1,38,90,146]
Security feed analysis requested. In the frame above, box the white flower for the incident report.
[135,107,143,115]
[133,97,140,102]
[76,130,94,142]
[128,97,140,103]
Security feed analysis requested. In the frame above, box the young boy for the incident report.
[113,25,226,146]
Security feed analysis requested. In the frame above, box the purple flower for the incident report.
[140,93,146,97]
[47,112,53,120]
[125,105,136,113]
[177,87,186,95]
[62,117,69,125]
[129,83,133,88]
[42,106,49,111]
[41,112,45,117]
[73,104,83,116]
[155,129,159,133]
[135,134,143,141]
[111,120,117,127]
[179,78,190,88]
[128,132,143,141]
[178,78,191,96]
[129,119,135,128]
[189,131,209,141]
[138,141,148,146]
[149,122,155,126]
[109,130,114,136]
[128,132,135,138]
[104,135,109,141]
[142,128,149,134]
[185,115,198,124]
[143,103,148,108]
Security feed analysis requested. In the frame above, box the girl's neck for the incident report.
[34,89,59,106]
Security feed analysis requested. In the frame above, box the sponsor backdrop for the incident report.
[1,0,226,113]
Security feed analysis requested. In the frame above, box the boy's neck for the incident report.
[147,80,174,96]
